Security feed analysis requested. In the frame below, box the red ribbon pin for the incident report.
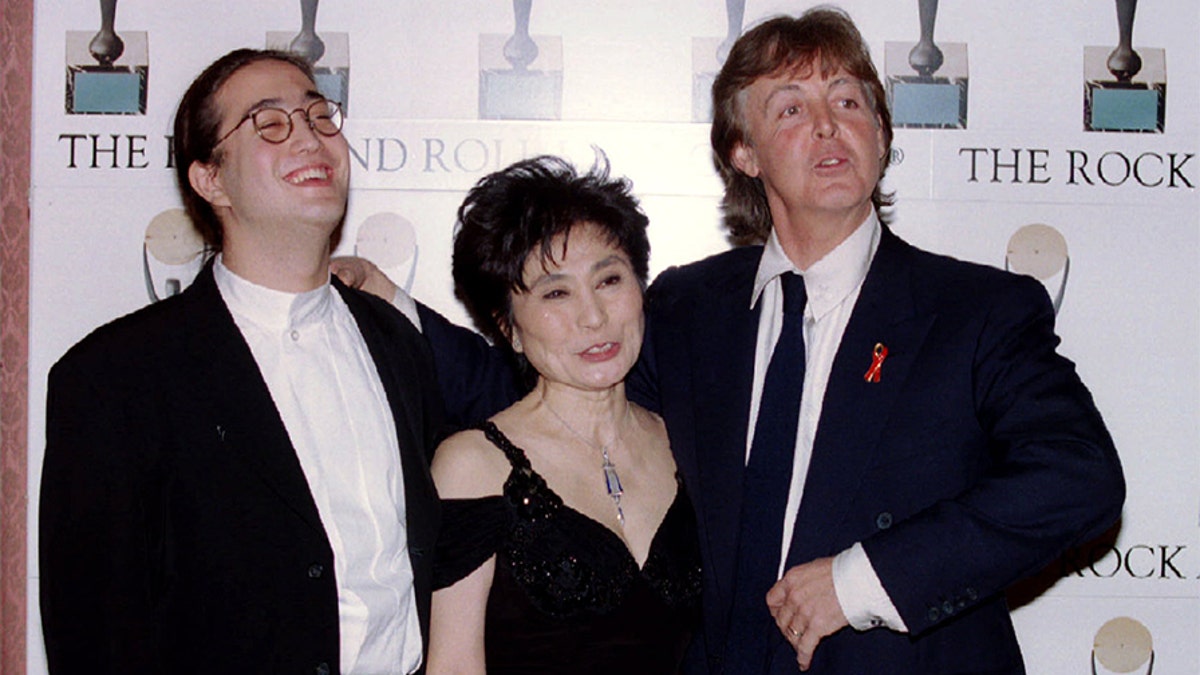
[863,343,888,383]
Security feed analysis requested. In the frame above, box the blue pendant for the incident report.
[603,460,623,498]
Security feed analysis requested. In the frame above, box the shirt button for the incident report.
[307,563,324,579]
[290,329,300,341]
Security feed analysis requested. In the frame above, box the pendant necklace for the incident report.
[544,397,632,526]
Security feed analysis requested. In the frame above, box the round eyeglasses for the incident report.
[214,99,344,147]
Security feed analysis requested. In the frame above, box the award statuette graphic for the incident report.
[885,0,968,129]
[1005,224,1069,315]
[691,0,745,122]
[143,210,207,302]
[479,0,563,120]
[1092,617,1154,674]
[66,0,148,115]
[267,0,350,113]
[355,213,419,294]
[1084,0,1165,133]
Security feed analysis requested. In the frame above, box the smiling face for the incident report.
[731,60,886,245]
[188,58,349,255]
[508,224,645,395]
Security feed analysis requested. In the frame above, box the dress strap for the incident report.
[476,420,533,471]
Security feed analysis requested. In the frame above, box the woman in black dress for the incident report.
[426,155,701,674]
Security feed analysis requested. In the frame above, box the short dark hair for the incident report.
[172,49,316,252]
[452,154,650,384]
[711,7,894,244]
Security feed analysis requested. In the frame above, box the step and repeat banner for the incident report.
[27,1,1199,672]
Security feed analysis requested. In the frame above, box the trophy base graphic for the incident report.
[885,41,968,129]
[479,69,562,120]
[267,31,350,113]
[478,33,562,121]
[65,30,148,115]
[1083,46,1165,133]
[314,67,350,112]
[692,72,716,123]
[1085,82,1164,133]
[67,65,147,114]
[888,76,967,129]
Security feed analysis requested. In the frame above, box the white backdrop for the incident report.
[28,1,1200,672]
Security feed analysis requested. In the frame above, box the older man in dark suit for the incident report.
[630,9,1123,674]
[39,49,442,674]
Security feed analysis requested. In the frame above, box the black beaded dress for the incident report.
[434,421,703,675]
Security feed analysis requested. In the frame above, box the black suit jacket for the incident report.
[630,227,1124,674]
[39,264,443,674]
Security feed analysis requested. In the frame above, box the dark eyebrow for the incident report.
[525,255,629,289]
[592,255,626,273]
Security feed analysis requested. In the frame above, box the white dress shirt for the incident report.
[747,213,907,633]
[215,257,424,674]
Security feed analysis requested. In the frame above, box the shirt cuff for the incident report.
[391,287,422,333]
[832,543,909,633]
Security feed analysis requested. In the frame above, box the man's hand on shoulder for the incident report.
[331,256,399,302]
[767,556,850,671]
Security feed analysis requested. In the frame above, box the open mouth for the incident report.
[284,165,332,185]
[579,342,619,358]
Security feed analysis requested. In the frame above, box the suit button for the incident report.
[875,512,893,530]
[942,600,955,616]
[315,662,330,675]
[307,563,324,579]
[927,606,941,622]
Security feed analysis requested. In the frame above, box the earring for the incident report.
[511,333,523,352]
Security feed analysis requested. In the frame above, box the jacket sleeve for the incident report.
[415,302,522,430]
[39,357,164,673]
[625,282,665,415]
[862,276,1125,635]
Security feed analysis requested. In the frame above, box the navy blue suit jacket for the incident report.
[629,226,1124,674]
[40,265,444,674]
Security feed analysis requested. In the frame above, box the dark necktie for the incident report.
[724,271,807,671]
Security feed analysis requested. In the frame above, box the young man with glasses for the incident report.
[40,49,443,674]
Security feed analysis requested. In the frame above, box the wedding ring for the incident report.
[788,627,802,639]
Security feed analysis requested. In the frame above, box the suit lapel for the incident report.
[786,229,935,564]
[179,264,328,537]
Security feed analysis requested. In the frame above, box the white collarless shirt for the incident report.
[215,257,424,673]
[748,214,906,632]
